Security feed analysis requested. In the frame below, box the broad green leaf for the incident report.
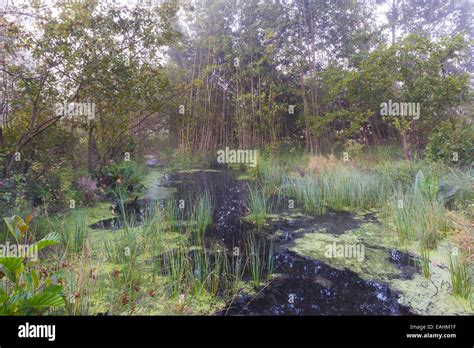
[0,257,23,273]
[29,233,60,254]
[27,291,65,308]
[3,216,24,242]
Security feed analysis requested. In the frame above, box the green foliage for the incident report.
[98,161,145,196]
[0,175,30,218]
[0,216,65,315]
[425,120,474,167]
[391,172,447,248]
[25,163,75,212]
[284,166,394,213]
[60,211,88,254]
[419,245,431,279]
[414,170,439,201]
[190,193,213,238]
[244,232,274,287]
[345,139,364,161]
[448,252,471,299]
[247,185,268,230]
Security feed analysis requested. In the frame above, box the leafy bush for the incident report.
[0,175,29,217]
[425,120,474,167]
[345,139,364,161]
[98,160,145,196]
[25,164,75,213]
[0,215,65,315]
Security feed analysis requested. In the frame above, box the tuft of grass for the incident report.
[419,245,431,279]
[244,232,274,287]
[102,225,140,265]
[164,197,182,231]
[258,160,286,195]
[391,172,447,248]
[290,177,326,214]
[247,185,268,230]
[160,246,190,297]
[448,252,471,299]
[191,193,213,238]
[282,165,394,214]
[61,211,88,254]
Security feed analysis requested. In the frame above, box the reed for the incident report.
[448,252,471,299]
[247,185,268,230]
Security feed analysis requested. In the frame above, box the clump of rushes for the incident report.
[285,177,326,214]
[281,166,393,214]
[391,172,447,247]
[191,193,213,238]
[165,197,181,231]
[419,245,431,279]
[102,225,139,265]
[448,251,471,299]
[247,185,268,230]
[61,210,87,253]
[160,246,190,297]
[244,231,274,287]
[142,205,169,272]
[258,160,286,195]
[190,247,227,297]
[317,167,394,210]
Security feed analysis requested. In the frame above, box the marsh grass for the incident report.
[247,185,268,230]
[391,172,448,248]
[65,244,102,315]
[419,245,431,279]
[244,231,274,287]
[448,252,471,299]
[190,247,228,297]
[258,160,286,195]
[289,177,327,214]
[160,246,190,297]
[158,244,244,300]
[282,167,392,214]
[102,225,140,264]
[191,193,213,238]
[61,211,88,253]
[164,196,188,232]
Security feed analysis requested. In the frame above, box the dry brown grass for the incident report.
[447,210,474,262]
[307,154,355,175]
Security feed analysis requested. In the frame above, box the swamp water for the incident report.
[90,170,470,315]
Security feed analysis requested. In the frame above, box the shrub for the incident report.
[0,215,65,315]
[25,164,75,213]
[345,139,364,161]
[425,119,474,167]
[98,160,145,196]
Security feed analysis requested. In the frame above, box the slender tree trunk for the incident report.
[87,124,95,173]
[401,129,412,160]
